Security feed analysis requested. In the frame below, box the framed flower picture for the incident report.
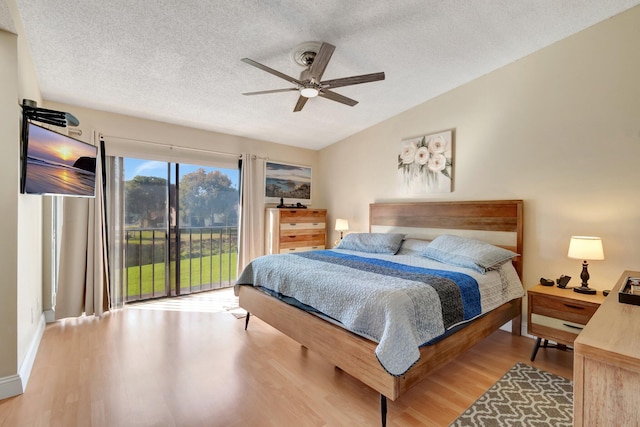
[265,161,312,205]
[397,129,454,194]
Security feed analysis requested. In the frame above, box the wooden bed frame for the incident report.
[238,200,524,426]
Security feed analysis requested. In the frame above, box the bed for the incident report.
[236,200,524,426]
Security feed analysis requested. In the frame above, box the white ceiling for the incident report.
[14,1,640,150]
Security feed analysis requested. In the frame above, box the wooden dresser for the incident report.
[573,270,640,426]
[265,208,327,254]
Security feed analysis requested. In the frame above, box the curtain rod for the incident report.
[100,133,242,158]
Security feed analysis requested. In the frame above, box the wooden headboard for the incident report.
[369,200,524,279]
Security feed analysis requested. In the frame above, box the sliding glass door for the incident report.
[123,158,238,302]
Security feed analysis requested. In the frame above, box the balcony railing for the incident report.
[125,226,238,302]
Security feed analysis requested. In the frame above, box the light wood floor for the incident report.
[0,308,573,427]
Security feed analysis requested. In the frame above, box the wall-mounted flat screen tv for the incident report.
[21,122,97,197]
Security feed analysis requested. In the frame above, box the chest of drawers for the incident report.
[265,208,327,254]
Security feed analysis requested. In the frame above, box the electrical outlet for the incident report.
[31,307,34,324]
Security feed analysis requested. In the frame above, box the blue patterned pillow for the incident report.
[423,235,518,274]
[335,233,406,254]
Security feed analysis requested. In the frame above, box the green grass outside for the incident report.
[126,252,237,299]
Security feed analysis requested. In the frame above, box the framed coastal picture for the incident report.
[397,129,454,194]
[265,161,312,205]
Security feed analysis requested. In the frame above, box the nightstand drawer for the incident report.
[529,293,598,324]
[530,313,586,334]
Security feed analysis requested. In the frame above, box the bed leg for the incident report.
[380,394,387,427]
[244,312,251,330]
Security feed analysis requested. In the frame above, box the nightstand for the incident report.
[527,284,606,361]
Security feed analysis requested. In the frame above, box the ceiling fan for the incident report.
[241,41,385,112]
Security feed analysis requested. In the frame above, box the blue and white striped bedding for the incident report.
[236,248,523,376]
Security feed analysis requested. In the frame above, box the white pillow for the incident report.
[335,233,406,254]
[423,234,518,274]
[397,238,432,255]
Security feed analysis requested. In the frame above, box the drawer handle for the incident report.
[563,323,584,330]
[289,223,297,226]
[563,304,584,310]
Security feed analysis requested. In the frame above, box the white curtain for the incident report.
[237,153,265,274]
[55,132,109,318]
[105,155,125,310]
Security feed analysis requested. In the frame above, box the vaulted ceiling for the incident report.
[14,1,640,149]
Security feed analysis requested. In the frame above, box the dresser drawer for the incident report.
[279,245,325,254]
[279,209,326,224]
[280,229,325,238]
[279,233,325,248]
[529,293,598,325]
[281,222,325,231]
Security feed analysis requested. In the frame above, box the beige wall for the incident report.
[0,29,20,380]
[44,102,318,180]
[10,0,44,377]
[1,0,45,395]
[318,6,640,293]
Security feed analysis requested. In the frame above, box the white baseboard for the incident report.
[0,374,23,400]
[44,309,55,323]
[0,313,46,400]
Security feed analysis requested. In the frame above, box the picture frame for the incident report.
[265,161,312,206]
[397,129,454,194]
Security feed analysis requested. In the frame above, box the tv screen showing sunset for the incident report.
[24,123,97,196]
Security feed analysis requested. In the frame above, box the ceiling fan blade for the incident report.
[308,42,335,81]
[321,72,385,89]
[318,89,358,107]
[243,88,298,96]
[293,96,309,112]
[241,58,303,86]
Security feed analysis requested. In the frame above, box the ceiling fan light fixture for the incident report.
[300,86,319,98]
[242,41,385,111]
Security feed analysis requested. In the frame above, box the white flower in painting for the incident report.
[428,135,448,154]
[400,141,418,164]
[414,147,429,165]
[427,153,447,172]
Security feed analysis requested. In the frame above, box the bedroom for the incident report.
[1,1,640,425]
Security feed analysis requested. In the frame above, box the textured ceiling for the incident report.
[14,0,640,150]
[0,1,16,34]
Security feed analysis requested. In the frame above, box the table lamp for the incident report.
[567,236,604,295]
[335,219,349,240]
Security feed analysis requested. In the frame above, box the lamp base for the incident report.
[573,286,597,295]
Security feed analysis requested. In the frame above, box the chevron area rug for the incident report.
[450,362,573,427]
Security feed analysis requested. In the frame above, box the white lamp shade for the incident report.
[335,218,349,232]
[568,236,604,260]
